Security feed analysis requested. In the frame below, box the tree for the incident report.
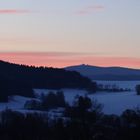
[65,95,103,122]
[77,96,92,111]
[136,85,140,95]
[0,60,97,92]
[56,91,66,107]
[41,91,66,110]
[42,92,57,109]
[24,100,41,110]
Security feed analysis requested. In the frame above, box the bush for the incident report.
[24,100,42,110]
[136,85,140,95]
[25,91,66,110]
[65,95,103,122]
[42,91,66,110]
[1,109,24,125]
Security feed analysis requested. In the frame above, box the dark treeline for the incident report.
[97,84,131,92]
[0,60,97,102]
[0,75,34,102]
[0,96,140,140]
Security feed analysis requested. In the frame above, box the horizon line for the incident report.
[1,59,140,70]
[0,52,140,69]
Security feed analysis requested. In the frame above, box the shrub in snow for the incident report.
[121,109,140,127]
[75,96,92,111]
[65,96,103,122]
[136,85,140,95]
[41,91,66,110]
[24,91,66,110]
[24,100,41,110]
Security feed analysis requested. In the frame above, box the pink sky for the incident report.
[0,52,140,69]
[0,1,140,68]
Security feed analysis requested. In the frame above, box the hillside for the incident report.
[65,64,140,80]
[0,61,96,102]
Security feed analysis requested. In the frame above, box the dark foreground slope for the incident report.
[0,61,96,101]
[65,64,140,80]
[0,75,34,102]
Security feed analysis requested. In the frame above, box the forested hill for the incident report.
[0,60,96,101]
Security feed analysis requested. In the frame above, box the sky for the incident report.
[0,0,140,68]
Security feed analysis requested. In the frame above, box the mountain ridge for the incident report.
[65,64,140,81]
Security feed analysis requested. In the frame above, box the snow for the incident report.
[35,88,140,115]
[90,80,140,115]
[34,81,140,115]
[0,95,64,120]
[0,81,140,116]
[47,108,65,120]
[0,96,38,112]
[89,91,140,115]
[34,88,88,105]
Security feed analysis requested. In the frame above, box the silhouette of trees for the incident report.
[0,60,97,91]
[0,75,34,102]
[24,100,41,110]
[65,95,103,123]
[0,60,97,102]
[75,96,92,111]
[41,91,66,110]
[0,108,140,140]
[24,91,66,110]
[136,85,140,95]
[97,84,131,92]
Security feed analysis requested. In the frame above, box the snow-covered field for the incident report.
[35,81,140,115]
[0,81,140,116]
[0,96,31,111]
[90,91,140,115]
[34,88,88,105]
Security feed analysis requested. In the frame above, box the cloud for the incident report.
[76,5,105,16]
[87,5,105,10]
[76,10,89,15]
[0,9,31,14]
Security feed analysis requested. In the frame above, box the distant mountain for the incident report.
[0,61,96,102]
[65,64,140,81]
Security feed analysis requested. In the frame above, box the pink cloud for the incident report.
[76,10,89,15]
[76,5,105,16]
[0,9,31,14]
[87,5,105,10]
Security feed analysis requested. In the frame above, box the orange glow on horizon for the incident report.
[0,52,140,69]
